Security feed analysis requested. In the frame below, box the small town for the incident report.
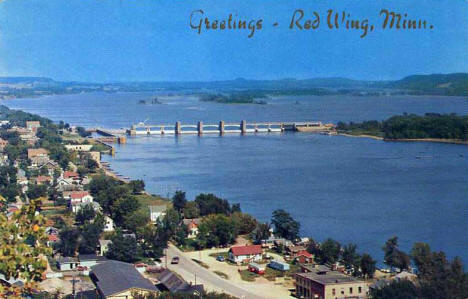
[0,105,467,299]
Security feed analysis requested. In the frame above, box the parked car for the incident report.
[171,257,180,264]
[216,255,225,262]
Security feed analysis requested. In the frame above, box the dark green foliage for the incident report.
[197,214,237,248]
[382,236,410,271]
[26,184,48,199]
[172,190,187,212]
[129,179,145,194]
[230,212,257,235]
[111,196,140,227]
[57,226,81,256]
[75,203,96,225]
[271,209,300,241]
[360,253,377,278]
[370,280,418,299]
[338,113,468,140]
[106,232,143,263]
[317,238,341,264]
[411,243,468,299]
[76,126,91,138]
[252,222,271,244]
[194,193,232,216]
[79,221,104,254]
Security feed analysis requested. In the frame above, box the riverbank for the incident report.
[338,132,468,145]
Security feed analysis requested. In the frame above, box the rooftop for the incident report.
[91,260,158,297]
[230,244,263,256]
[296,270,363,286]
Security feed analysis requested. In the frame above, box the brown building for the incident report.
[27,148,49,159]
[295,267,368,299]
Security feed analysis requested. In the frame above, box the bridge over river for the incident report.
[127,120,334,136]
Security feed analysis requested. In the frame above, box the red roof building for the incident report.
[295,250,314,264]
[70,191,91,200]
[229,245,263,264]
[63,171,79,179]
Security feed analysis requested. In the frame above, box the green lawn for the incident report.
[135,193,170,207]
[239,269,258,282]
[214,271,229,279]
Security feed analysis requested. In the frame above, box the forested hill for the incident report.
[1,73,468,97]
[389,73,468,96]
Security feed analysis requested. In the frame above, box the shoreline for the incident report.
[338,133,468,145]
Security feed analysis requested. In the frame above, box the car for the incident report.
[171,257,180,264]
[216,255,225,262]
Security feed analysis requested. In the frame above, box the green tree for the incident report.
[194,193,231,216]
[57,226,81,257]
[318,238,341,264]
[370,280,418,299]
[182,201,200,219]
[172,190,187,213]
[106,232,142,263]
[342,243,359,269]
[382,236,410,272]
[75,203,96,225]
[360,253,377,278]
[129,180,145,194]
[111,196,140,227]
[79,222,103,254]
[271,209,300,241]
[0,199,51,298]
[197,214,237,248]
[252,222,271,244]
[230,212,257,235]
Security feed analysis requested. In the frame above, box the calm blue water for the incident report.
[4,92,468,264]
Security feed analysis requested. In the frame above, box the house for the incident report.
[63,171,80,181]
[56,178,74,192]
[295,250,314,264]
[103,215,115,232]
[228,245,263,264]
[26,121,41,132]
[261,236,291,249]
[156,268,204,295]
[71,201,101,214]
[79,254,108,268]
[90,260,159,299]
[295,266,369,299]
[70,191,93,204]
[183,218,200,239]
[149,205,167,223]
[286,245,307,258]
[39,160,59,175]
[0,138,8,152]
[27,148,48,159]
[47,234,59,247]
[57,256,79,271]
[65,144,93,152]
[35,175,52,185]
[99,239,112,256]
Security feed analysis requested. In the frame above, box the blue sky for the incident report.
[0,0,467,82]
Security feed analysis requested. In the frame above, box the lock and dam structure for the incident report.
[126,121,335,136]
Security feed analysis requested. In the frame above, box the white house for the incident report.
[103,215,115,232]
[149,205,167,223]
[228,245,263,264]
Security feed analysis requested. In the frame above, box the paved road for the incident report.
[165,244,265,299]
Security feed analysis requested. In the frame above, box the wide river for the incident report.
[4,92,468,264]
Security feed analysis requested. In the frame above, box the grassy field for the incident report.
[135,193,170,207]
[239,269,258,282]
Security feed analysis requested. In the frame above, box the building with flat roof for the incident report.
[295,268,368,299]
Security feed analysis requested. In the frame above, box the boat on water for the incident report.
[416,156,433,159]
